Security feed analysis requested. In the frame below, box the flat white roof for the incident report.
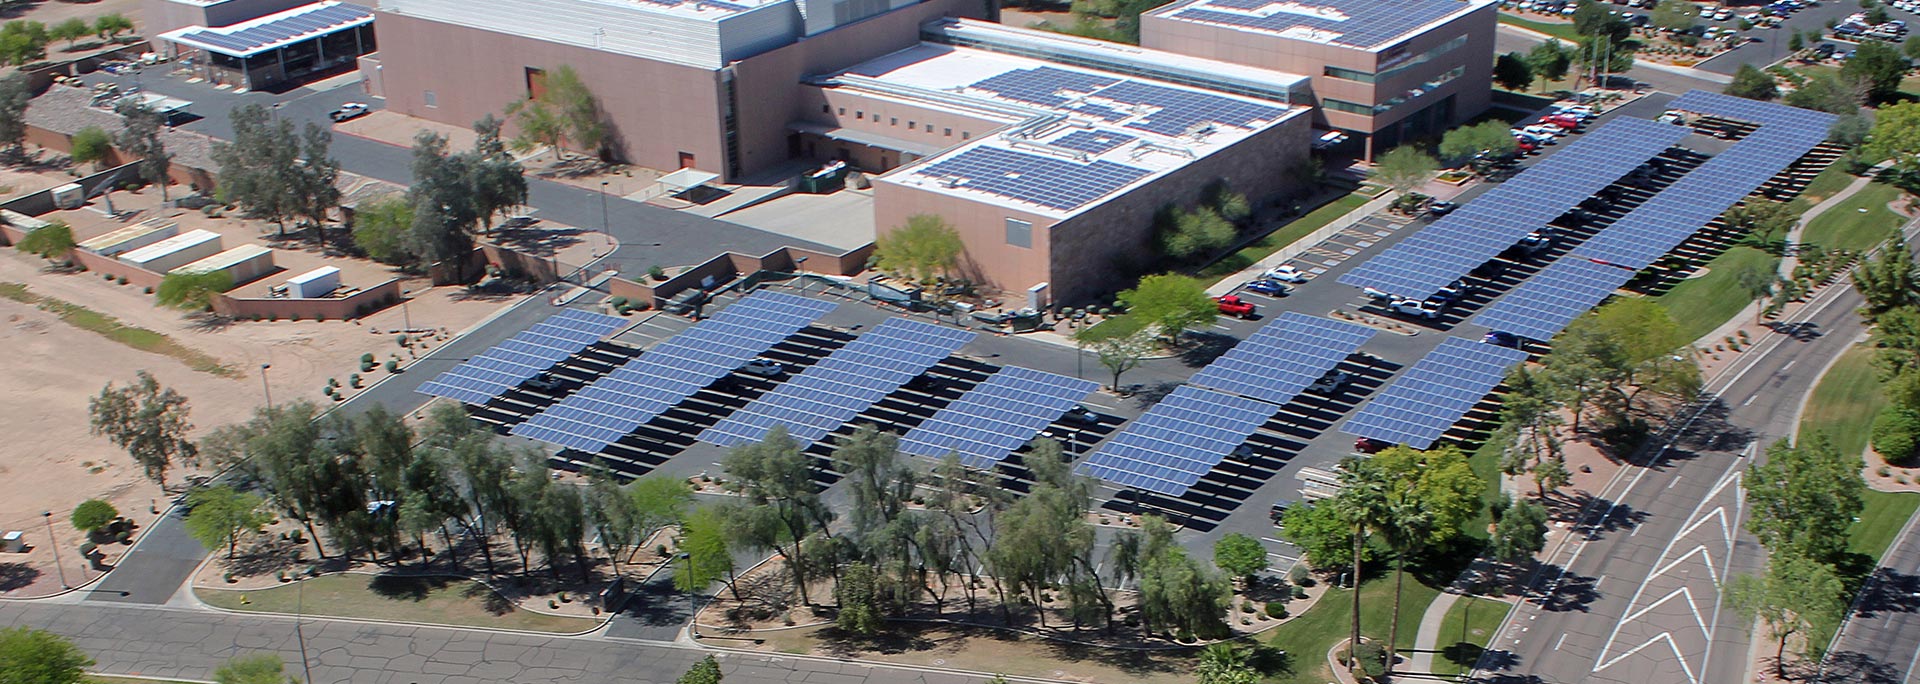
[120,229,221,263]
[850,45,1306,218]
[80,219,175,251]
[287,265,340,285]
[1147,0,1494,50]
[159,1,372,58]
[173,243,272,274]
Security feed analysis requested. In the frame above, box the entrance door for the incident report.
[678,151,696,169]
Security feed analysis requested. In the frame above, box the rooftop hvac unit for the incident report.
[52,183,83,209]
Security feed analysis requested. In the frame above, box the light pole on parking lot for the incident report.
[42,512,68,590]
[260,363,273,409]
[599,181,612,259]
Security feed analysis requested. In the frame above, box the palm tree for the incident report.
[1384,497,1434,673]
[1333,458,1391,670]
[1197,643,1257,684]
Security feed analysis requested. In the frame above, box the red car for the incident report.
[1354,437,1390,454]
[1215,295,1255,318]
[1514,137,1537,153]
[1539,114,1581,130]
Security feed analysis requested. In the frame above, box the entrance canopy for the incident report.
[159,1,373,59]
[656,168,721,194]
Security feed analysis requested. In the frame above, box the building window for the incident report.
[945,127,953,136]
[1322,98,1372,115]
[1005,218,1032,248]
[856,111,864,120]
[908,122,917,130]
[424,90,436,108]
[822,104,830,113]
[890,117,897,125]
[838,107,846,115]
[962,131,970,140]
[1324,66,1375,83]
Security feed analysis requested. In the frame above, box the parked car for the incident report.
[523,372,564,392]
[329,102,369,122]
[1262,264,1310,283]
[1061,404,1101,425]
[1522,124,1566,138]
[1552,103,1596,118]
[1428,200,1458,216]
[1388,297,1444,319]
[1514,137,1539,153]
[1484,331,1522,348]
[1309,369,1352,394]
[1540,114,1582,130]
[739,358,786,377]
[1354,437,1391,454]
[1512,129,1556,145]
[1216,295,1256,318]
[1517,230,1554,253]
[1270,499,1295,524]
[1244,278,1293,296]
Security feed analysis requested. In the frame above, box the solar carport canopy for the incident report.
[1337,118,1691,301]
[162,2,373,58]
[1341,337,1528,450]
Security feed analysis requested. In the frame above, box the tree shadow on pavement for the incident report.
[1853,567,1920,618]
[1177,331,1237,368]
[1530,567,1600,613]
[0,562,41,592]
[1813,650,1902,684]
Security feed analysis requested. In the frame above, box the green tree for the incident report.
[1542,298,1698,429]
[1788,71,1867,115]
[1868,103,1920,180]
[1197,642,1258,684]
[874,213,963,284]
[92,13,132,41]
[14,221,73,260]
[67,126,110,170]
[719,425,832,605]
[1493,51,1534,91]
[506,64,606,160]
[0,626,92,684]
[212,653,298,684]
[155,270,234,310]
[1211,533,1267,585]
[1725,64,1780,101]
[0,21,48,66]
[403,131,478,282]
[0,72,32,156]
[1727,552,1847,678]
[835,562,886,635]
[212,104,300,233]
[351,194,415,264]
[466,114,527,233]
[1873,405,1920,461]
[1438,121,1518,169]
[1281,497,1366,570]
[1735,260,1781,324]
[1651,0,1698,31]
[1157,205,1236,260]
[1907,34,1920,61]
[290,122,343,242]
[1790,32,1806,53]
[70,499,116,533]
[1135,516,1231,638]
[627,475,693,555]
[1083,329,1153,391]
[1530,456,1571,497]
[676,505,739,599]
[1573,0,1631,41]
[1727,199,1799,252]
[676,655,722,684]
[1370,446,1483,668]
[48,17,87,50]
[1745,435,1865,564]
[1527,40,1575,89]
[1490,496,1549,566]
[1855,239,1920,324]
[1842,39,1911,104]
[1118,273,1217,342]
[115,101,173,200]
[88,370,194,488]
[185,485,272,558]
[1374,145,1438,196]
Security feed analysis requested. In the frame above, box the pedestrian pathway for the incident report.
[1406,591,1462,675]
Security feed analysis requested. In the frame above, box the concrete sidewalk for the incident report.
[1406,591,1462,675]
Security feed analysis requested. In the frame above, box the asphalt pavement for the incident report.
[1822,507,1920,684]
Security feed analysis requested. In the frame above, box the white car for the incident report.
[1262,264,1309,283]
[1388,297,1444,319]
[328,102,369,122]
[1522,124,1566,137]
[739,359,786,377]
[1512,129,1556,145]
[1712,8,1733,20]
[1552,103,1596,118]
[1309,369,1352,394]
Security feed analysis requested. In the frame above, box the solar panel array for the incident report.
[1187,312,1377,405]
[1156,0,1477,48]
[1074,386,1277,496]
[1338,118,1690,300]
[1572,96,1835,270]
[509,292,837,452]
[1051,130,1138,155]
[1471,258,1636,341]
[917,146,1152,211]
[898,367,1099,469]
[699,318,977,448]
[417,309,626,405]
[970,67,1121,107]
[1342,338,1529,449]
[177,3,372,57]
[1095,80,1287,137]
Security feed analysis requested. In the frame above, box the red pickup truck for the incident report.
[1215,295,1255,319]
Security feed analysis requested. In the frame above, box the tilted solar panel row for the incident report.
[1337,117,1691,301]
[699,317,977,448]
[1187,312,1376,406]
[1074,385,1278,496]
[1341,338,1528,449]
[510,291,838,453]
[417,308,625,405]
[1470,258,1637,342]
[898,366,1099,469]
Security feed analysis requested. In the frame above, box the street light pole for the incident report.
[259,363,273,410]
[295,578,315,684]
[401,289,413,335]
[41,512,69,590]
[599,181,611,258]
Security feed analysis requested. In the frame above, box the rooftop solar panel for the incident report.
[916,146,1151,211]
[1471,258,1636,341]
[1667,90,1839,137]
[172,2,372,57]
[417,309,625,405]
[1187,312,1376,405]
[509,292,838,453]
[1155,0,1472,49]
[698,318,977,448]
[1340,338,1528,449]
[1338,118,1690,300]
[1074,386,1277,496]
[1572,123,1827,270]
[1050,130,1138,155]
[897,366,1099,468]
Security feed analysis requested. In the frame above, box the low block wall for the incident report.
[70,248,165,289]
[608,242,876,308]
[213,278,402,321]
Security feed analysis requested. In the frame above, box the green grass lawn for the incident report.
[1655,246,1780,343]
[1199,192,1371,282]
[1795,65,1920,99]
[1800,164,1859,204]
[1801,182,1907,254]
[1463,435,1508,543]
[1498,14,1582,41]
[1431,596,1514,679]
[195,574,601,634]
[1798,344,1885,460]
[1265,574,1443,684]
[1849,489,1920,563]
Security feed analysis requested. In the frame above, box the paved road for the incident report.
[1822,509,1920,684]
[83,502,201,605]
[1479,211,1909,684]
[0,599,994,684]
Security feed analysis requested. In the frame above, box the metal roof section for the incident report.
[1147,0,1493,50]
[855,44,1306,217]
[925,18,1311,103]
[379,0,805,69]
[159,1,373,58]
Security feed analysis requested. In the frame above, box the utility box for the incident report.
[0,531,21,553]
[171,244,274,286]
[285,266,341,298]
[119,229,223,273]
[81,219,178,257]
[51,183,83,209]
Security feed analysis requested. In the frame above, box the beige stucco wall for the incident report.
[872,180,1059,299]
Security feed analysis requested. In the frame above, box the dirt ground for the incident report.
[0,182,523,598]
[1,0,146,41]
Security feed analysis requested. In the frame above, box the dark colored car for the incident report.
[1428,200,1458,216]
[1354,437,1391,454]
[1484,331,1521,348]
[1245,279,1293,296]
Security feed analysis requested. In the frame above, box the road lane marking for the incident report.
[1555,633,1568,650]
